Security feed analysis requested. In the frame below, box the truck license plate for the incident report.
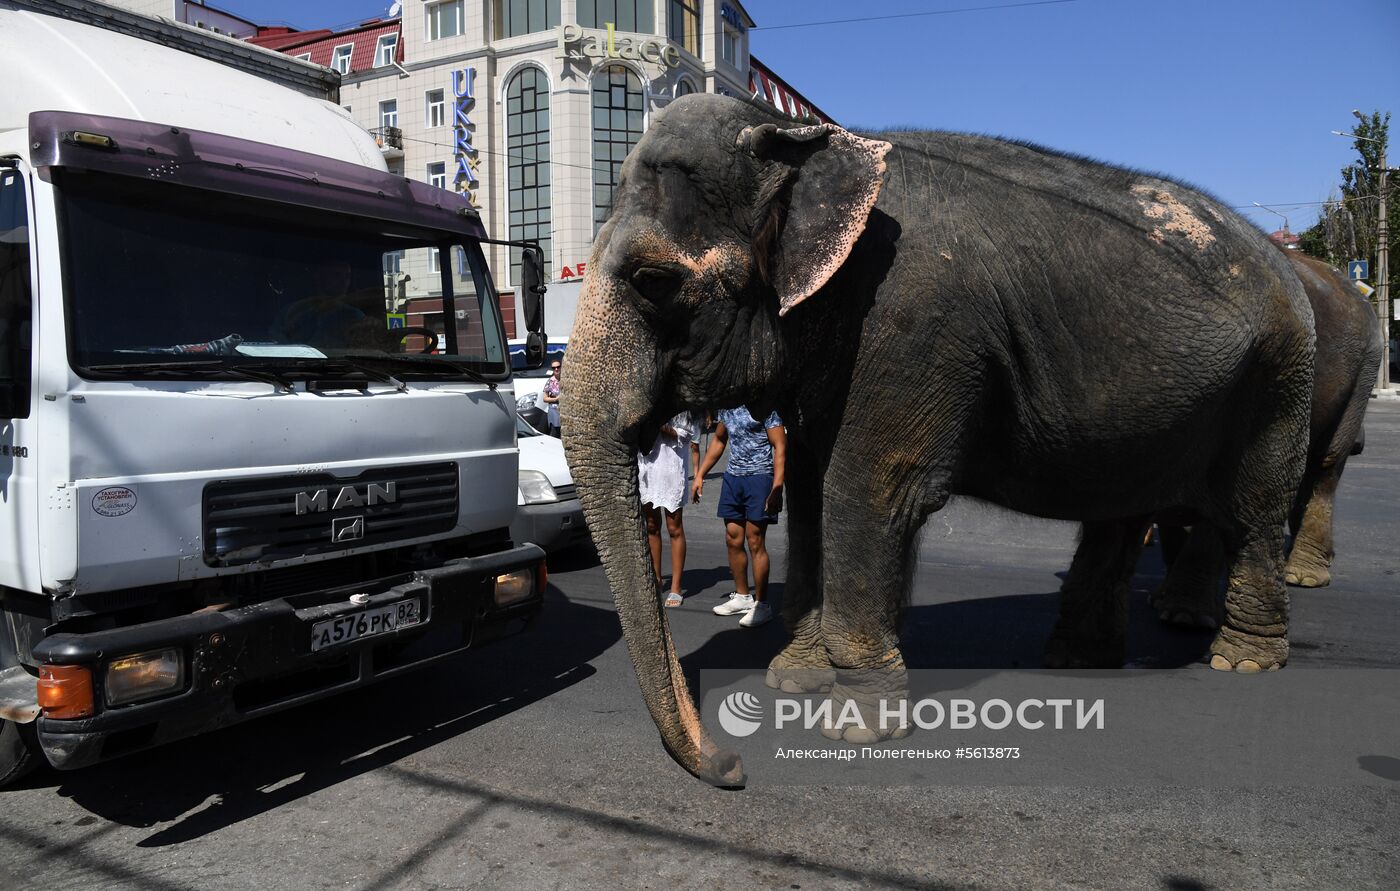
[310,599,422,652]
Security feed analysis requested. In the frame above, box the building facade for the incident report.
[104,0,259,37]
[238,1,830,342]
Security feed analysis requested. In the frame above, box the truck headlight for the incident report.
[518,469,558,504]
[105,648,185,706]
[494,567,538,607]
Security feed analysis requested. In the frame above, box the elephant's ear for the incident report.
[742,122,892,316]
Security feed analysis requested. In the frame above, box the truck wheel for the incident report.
[0,718,40,787]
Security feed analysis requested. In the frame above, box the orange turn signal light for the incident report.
[537,560,548,594]
[37,664,95,719]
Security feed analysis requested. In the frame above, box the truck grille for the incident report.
[204,463,459,567]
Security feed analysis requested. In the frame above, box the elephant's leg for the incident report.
[1044,517,1152,668]
[1210,524,1290,671]
[767,440,834,693]
[810,463,940,744]
[1284,460,1343,588]
[818,602,914,745]
[1151,524,1225,629]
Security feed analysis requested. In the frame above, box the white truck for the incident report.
[0,2,552,783]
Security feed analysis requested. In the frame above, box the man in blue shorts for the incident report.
[691,406,785,628]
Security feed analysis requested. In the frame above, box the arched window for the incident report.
[592,65,644,235]
[507,67,551,283]
[676,78,696,97]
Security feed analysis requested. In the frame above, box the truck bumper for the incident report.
[511,499,590,554]
[30,545,544,771]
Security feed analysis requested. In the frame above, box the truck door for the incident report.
[0,163,37,593]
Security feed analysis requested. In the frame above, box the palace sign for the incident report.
[557,23,681,69]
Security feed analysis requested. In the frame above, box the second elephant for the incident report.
[1154,251,1382,625]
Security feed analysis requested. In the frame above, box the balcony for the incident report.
[370,125,404,159]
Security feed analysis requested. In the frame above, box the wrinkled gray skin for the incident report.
[1154,251,1382,626]
[561,94,1315,787]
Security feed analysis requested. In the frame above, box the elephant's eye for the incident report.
[629,265,684,303]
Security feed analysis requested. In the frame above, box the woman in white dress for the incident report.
[639,412,700,607]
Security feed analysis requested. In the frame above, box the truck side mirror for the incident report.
[521,246,546,335]
[524,331,545,368]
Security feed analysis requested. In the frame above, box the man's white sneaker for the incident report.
[713,593,755,616]
[739,601,773,628]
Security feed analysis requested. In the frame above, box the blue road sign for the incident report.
[1348,260,1369,281]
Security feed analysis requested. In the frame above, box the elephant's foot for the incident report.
[1043,626,1124,669]
[1149,579,1220,629]
[1153,594,1220,630]
[1208,625,1287,673]
[816,673,913,744]
[1283,554,1332,588]
[765,635,834,693]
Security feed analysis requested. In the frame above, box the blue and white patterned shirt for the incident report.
[717,407,782,476]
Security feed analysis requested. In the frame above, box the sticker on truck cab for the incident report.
[92,486,138,517]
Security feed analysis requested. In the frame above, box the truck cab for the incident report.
[0,5,549,783]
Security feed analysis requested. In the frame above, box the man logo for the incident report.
[331,515,365,543]
[717,691,764,738]
[295,482,397,516]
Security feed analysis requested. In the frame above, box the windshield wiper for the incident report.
[86,359,295,392]
[315,358,407,393]
[339,352,495,386]
[198,356,407,393]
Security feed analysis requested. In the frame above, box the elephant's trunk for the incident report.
[561,274,746,788]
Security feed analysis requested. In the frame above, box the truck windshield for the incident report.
[55,171,508,380]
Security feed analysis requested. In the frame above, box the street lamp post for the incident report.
[1332,122,1391,390]
[1253,201,1291,237]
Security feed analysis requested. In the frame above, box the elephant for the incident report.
[561,94,1315,787]
[1152,250,1382,625]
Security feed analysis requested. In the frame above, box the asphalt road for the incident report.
[3,404,1399,890]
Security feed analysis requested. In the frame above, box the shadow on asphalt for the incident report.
[22,586,620,846]
[363,764,968,891]
[679,544,1216,681]
[25,536,1216,849]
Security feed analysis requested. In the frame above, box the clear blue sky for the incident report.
[224,0,1398,235]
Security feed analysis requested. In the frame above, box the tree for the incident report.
[1299,110,1396,304]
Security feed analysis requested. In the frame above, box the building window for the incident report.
[578,1,653,33]
[428,249,441,275]
[506,67,551,285]
[720,26,740,66]
[330,43,353,74]
[426,89,446,128]
[676,78,696,97]
[592,65,644,235]
[383,251,403,274]
[426,0,463,41]
[379,99,398,129]
[427,162,448,191]
[667,1,699,56]
[495,0,559,38]
[294,52,311,62]
[374,33,397,67]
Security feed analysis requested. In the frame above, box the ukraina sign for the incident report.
[557,23,681,68]
[452,67,480,208]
